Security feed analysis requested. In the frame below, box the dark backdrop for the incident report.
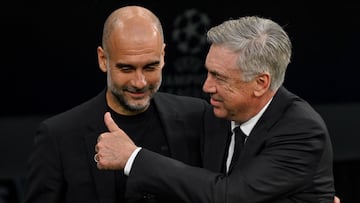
[1,0,359,202]
[2,0,360,115]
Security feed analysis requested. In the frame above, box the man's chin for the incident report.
[212,108,227,119]
[127,100,150,111]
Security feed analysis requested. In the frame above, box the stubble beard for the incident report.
[109,83,160,114]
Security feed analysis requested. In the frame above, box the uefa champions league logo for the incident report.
[162,8,211,99]
[172,8,211,55]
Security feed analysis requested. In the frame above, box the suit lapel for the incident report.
[153,94,189,161]
[84,130,117,202]
[82,89,117,202]
[239,87,295,161]
[250,87,294,136]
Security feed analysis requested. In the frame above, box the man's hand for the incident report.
[95,112,138,170]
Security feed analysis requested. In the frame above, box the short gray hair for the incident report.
[207,16,292,91]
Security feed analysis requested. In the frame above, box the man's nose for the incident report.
[202,74,216,93]
[131,71,147,88]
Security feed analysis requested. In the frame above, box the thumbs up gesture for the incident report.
[95,112,138,170]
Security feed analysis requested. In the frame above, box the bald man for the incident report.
[25,6,215,203]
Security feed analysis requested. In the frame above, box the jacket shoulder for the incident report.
[154,92,209,107]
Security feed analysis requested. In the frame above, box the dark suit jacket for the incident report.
[25,89,212,203]
[126,87,335,203]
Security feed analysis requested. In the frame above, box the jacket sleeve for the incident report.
[125,118,333,203]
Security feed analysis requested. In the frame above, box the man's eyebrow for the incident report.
[115,61,161,68]
[115,62,132,67]
[146,61,161,66]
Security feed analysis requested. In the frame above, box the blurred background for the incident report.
[1,0,359,202]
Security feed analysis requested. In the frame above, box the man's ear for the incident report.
[254,73,270,97]
[161,43,166,69]
[97,46,107,73]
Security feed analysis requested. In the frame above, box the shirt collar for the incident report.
[231,97,273,136]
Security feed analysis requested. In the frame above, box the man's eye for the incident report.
[144,66,157,71]
[213,72,222,79]
[120,67,132,72]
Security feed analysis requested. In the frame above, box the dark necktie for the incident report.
[229,126,247,170]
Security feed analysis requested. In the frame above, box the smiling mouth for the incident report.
[128,91,145,97]
[210,97,222,106]
[127,90,149,99]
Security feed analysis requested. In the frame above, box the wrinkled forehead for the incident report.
[206,44,239,70]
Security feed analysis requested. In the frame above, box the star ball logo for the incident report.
[163,8,211,98]
[172,8,210,55]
